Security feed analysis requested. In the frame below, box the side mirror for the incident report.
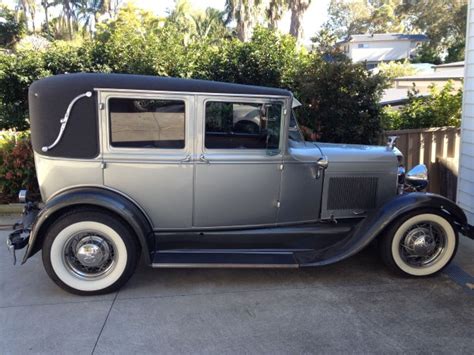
[406,164,428,191]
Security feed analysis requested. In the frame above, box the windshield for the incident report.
[289,108,305,143]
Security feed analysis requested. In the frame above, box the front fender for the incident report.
[22,187,154,264]
[296,192,468,266]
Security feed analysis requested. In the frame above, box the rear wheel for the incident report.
[380,211,458,276]
[42,209,139,295]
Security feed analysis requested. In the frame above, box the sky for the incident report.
[133,0,330,42]
[3,0,330,42]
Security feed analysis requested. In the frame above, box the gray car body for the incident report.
[20,73,473,269]
[34,88,398,232]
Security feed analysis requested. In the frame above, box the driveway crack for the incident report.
[91,291,118,355]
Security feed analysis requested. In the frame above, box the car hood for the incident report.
[316,142,398,164]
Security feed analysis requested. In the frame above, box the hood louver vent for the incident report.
[327,177,378,211]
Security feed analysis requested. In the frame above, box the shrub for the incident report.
[293,54,388,145]
[377,60,419,82]
[0,131,38,203]
[382,81,462,130]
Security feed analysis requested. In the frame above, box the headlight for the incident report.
[405,164,429,191]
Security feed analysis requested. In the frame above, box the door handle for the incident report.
[317,156,329,169]
[314,156,329,179]
[199,154,210,164]
[179,154,191,163]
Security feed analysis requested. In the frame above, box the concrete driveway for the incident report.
[1,213,473,354]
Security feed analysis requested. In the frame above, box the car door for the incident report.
[100,90,194,229]
[193,95,287,228]
[278,111,325,223]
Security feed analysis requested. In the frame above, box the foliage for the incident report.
[325,0,404,39]
[377,60,419,82]
[401,1,467,64]
[197,27,304,89]
[0,50,50,130]
[326,0,467,64]
[381,81,463,130]
[0,5,26,48]
[293,53,388,144]
[0,131,38,203]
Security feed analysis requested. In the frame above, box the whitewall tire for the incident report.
[42,208,139,295]
[380,211,458,277]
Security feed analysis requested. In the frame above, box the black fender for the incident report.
[296,192,468,266]
[22,187,154,264]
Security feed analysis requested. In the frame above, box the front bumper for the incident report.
[7,202,39,265]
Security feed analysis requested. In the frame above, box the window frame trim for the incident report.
[108,96,187,150]
[200,96,287,156]
[100,91,194,160]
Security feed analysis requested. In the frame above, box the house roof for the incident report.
[395,67,464,81]
[380,88,430,106]
[337,33,428,45]
[433,61,464,69]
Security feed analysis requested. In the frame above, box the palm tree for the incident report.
[289,0,311,42]
[41,1,55,35]
[58,0,76,39]
[225,0,264,42]
[266,0,288,30]
[191,8,227,40]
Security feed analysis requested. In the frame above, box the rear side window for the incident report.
[205,101,282,150]
[109,98,185,149]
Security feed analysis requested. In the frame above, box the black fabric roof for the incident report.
[29,73,290,159]
[29,73,292,97]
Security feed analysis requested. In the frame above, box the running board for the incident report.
[152,250,300,268]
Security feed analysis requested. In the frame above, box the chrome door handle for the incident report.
[314,156,329,179]
[317,156,329,169]
[179,154,191,163]
[199,154,210,164]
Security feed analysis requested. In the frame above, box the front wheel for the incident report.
[42,208,140,295]
[380,211,458,276]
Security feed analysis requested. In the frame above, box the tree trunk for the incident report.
[235,0,258,42]
[289,0,311,43]
[19,0,30,32]
[43,5,49,33]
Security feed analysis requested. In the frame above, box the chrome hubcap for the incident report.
[63,233,116,279]
[400,222,446,267]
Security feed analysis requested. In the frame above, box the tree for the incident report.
[377,60,418,81]
[191,8,228,41]
[224,0,265,42]
[41,1,55,36]
[0,5,26,48]
[382,82,462,130]
[325,0,404,38]
[266,0,288,30]
[293,53,388,144]
[289,0,311,42]
[401,0,467,63]
[198,27,303,88]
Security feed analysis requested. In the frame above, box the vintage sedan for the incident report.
[7,73,474,295]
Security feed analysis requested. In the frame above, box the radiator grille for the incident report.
[327,177,378,210]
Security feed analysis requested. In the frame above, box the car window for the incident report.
[289,110,305,143]
[109,98,185,149]
[205,101,282,150]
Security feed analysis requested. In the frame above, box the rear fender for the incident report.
[23,187,154,264]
